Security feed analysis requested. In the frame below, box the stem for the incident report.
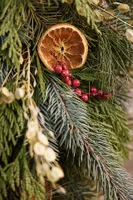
[0,66,13,90]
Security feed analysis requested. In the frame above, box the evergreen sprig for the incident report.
[0,0,26,68]
[40,76,133,200]
[0,101,25,165]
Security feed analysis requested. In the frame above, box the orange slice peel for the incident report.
[37,23,88,71]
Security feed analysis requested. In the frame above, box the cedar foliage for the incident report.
[0,0,133,200]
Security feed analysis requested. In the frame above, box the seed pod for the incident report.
[118,4,130,13]
[15,87,25,100]
[37,131,49,146]
[126,29,133,43]
[47,166,64,182]
[43,147,56,162]
[1,87,10,97]
[3,92,15,104]
[34,142,46,155]
[26,130,36,140]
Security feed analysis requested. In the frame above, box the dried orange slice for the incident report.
[37,23,88,71]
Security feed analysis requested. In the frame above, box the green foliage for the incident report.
[0,101,25,165]
[40,76,133,200]
[0,0,26,68]
[53,164,97,200]
[0,0,133,199]
[74,0,101,34]
[0,148,45,200]
[88,100,130,159]
[35,54,46,99]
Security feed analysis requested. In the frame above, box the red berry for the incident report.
[90,86,97,94]
[62,76,71,83]
[72,79,80,88]
[95,95,102,100]
[81,93,88,102]
[62,63,68,70]
[68,72,72,78]
[66,79,72,86]
[61,69,70,77]
[102,92,109,99]
[74,88,82,96]
[97,90,103,96]
[54,65,63,74]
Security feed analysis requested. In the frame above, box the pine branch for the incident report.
[40,75,133,200]
[88,100,130,159]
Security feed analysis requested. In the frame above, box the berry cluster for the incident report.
[89,86,109,99]
[53,63,109,102]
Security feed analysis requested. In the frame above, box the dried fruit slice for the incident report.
[37,23,88,71]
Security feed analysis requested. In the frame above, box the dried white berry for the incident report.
[15,88,25,100]
[126,29,133,43]
[118,4,130,13]
[37,131,49,146]
[47,166,64,182]
[44,147,56,162]
[34,142,46,155]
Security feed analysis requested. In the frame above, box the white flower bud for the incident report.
[15,88,25,100]
[26,130,36,140]
[44,147,56,162]
[126,29,133,43]
[1,87,10,97]
[47,166,64,182]
[118,4,130,13]
[34,142,46,155]
[37,132,49,146]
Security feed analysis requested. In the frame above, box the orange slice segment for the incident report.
[37,23,88,71]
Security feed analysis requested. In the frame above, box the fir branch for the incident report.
[89,100,130,159]
[40,76,133,200]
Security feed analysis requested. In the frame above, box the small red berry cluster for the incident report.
[89,87,109,100]
[53,63,109,102]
